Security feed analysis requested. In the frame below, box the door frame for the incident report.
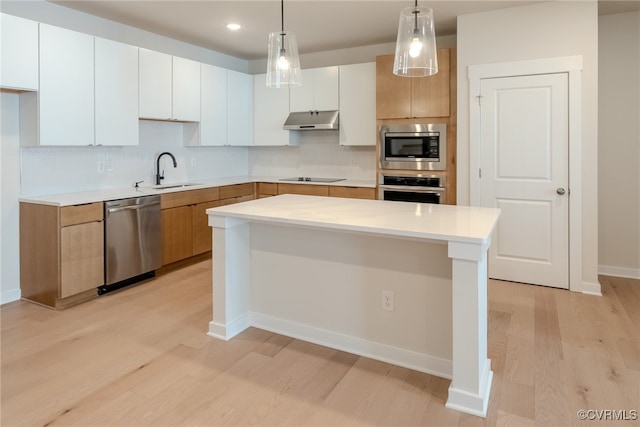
[468,56,586,292]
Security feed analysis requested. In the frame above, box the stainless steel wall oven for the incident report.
[378,173,446,204]
[379,123,447,171]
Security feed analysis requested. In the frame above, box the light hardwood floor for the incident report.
[1,261,638,426]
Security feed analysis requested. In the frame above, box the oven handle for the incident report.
[378,185,445,193]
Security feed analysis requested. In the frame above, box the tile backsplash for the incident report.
[249,130,376,180]
[20,120,249,197]
[20,123,376,197]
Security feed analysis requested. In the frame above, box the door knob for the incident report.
[557,187,566,195]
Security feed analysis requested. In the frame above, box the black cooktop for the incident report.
[279,177,346,183]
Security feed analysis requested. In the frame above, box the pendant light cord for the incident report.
[413,0,418,32]
[281,0,285,33]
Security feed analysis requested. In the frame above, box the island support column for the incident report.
[207,216,251,341]
[445,240,494,417]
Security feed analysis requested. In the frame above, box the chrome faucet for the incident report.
[155,152,177,185]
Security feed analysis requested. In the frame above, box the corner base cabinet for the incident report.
[20,202,104,309]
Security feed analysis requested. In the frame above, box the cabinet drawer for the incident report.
[329,186,376,200]
[278,183,329,197]
[219,183,254,200]
[60,202,103,226]
[160,187,220,209]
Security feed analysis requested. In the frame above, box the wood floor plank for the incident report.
[2,260,638,426]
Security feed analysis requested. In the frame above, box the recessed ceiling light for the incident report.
[227,23,241,31]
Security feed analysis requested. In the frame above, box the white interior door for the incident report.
[479,73,569,289]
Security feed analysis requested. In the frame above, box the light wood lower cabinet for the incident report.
[328,186,376,200]
[161,184,252,266]
[161,205,193,265]
[20,202,104,309]
[192,200,220,255]
[274,183,376,200]
[278,183,330,197]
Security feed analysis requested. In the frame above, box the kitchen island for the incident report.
[206,195,500,417]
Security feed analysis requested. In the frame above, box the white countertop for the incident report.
[207,194,500,245]
[19,176,376,207]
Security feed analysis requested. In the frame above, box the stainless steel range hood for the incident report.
[283,110,339,130]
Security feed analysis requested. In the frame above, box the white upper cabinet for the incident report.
[39,24,94,146]
[172,56,201,122]
[290,66,339,112]
[253,73,294,146]
[199,63,228,146]
[139,49,200,121]
[227,70,253,146]
[139,49,172,120]
[1,14,38,91]
[193,66,253,147]
[95,38,139,146]
[339,62,376,146]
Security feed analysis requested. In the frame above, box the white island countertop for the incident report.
[207,194,500,245]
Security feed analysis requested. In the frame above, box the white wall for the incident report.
[1,93,22,304]
[456,1,599,288]
[598,12,640,279]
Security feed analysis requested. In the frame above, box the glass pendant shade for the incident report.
[266,30,302,88]
[393,5,438,77]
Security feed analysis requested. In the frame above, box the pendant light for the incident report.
[266,0,302,88]
[393,0,438,77]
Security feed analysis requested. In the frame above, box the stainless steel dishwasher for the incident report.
[101,195,162,294]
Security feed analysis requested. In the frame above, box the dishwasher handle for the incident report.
[105,196,161,214]
[107,203,158,214]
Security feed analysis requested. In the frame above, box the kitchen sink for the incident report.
[152,183,201,189]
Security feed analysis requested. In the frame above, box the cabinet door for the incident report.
[290,67,339,112]
[227,70,253,146]
[375,54,412,119]
[1,13,38,90]
[39,24,94,146]
[173,56,200,121]
[60,221,104,298]
[253,73,291,146]
[200,63,227,146]
[313,66,339,111]
[162,206,193,265]
[95,38,139,146]
[192,200,220,255]
[411,49,450,118]
[339,63,376,146]
[139,48,172,120]
[289,68,314,112]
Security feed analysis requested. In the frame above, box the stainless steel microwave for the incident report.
[379,123,447,171]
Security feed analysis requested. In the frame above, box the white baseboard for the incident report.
[0,288,21,305]
[251,312,453,380]
[598,265,640,280]
[580,280,602,296]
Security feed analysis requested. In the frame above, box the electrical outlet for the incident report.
[190,158,197,168]
[97,161,105,173]
[381,290,394,312]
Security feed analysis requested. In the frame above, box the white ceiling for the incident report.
[51,0,640,61]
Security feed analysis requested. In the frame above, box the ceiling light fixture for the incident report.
[393,0,438,77]
[266,0,302,88]
[226,23,241,31]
